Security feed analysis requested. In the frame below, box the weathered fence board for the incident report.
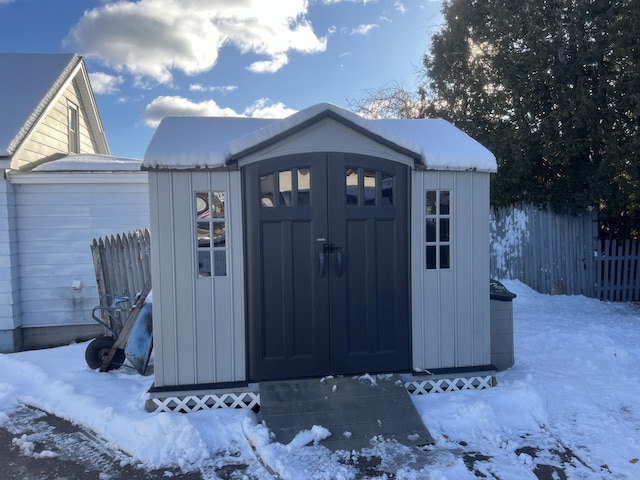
[596,239,640,301]
[491,204,639,302]
[490,204,599,296]
[91,228,152,306]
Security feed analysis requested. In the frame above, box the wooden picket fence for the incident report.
[490,204,639,301]
[596,239,640,301]
[91,228,152,305]
[490,204,599,296]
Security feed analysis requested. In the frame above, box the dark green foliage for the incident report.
[420,0,640,238]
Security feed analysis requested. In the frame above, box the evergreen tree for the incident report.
[421,0,640,238]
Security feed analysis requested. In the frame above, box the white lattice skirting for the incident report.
[148,391,260,413]
[404,374,496,395]
[147,374,496,412]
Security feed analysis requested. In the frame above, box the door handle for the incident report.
[318,251,327,278]
[336,247,345,277]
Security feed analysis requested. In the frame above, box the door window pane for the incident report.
[363,170,376,206]
[381,173,393,206]
[346,168,394,207]
[298,168,311,206]
[345,169,358,205]
[279,170,292,206]
[260,174,275,207]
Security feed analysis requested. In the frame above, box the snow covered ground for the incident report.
[0,280,638,479]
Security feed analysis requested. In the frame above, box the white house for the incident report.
[0,53,149,352]
[142,103,498,412]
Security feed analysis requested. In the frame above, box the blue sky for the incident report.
[0,0,443,159]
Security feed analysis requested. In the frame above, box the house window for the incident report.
[68,103,79,153]
[425,190,451,269]
[196,191,226,277]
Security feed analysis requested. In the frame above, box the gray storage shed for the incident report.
[142,103,498,411]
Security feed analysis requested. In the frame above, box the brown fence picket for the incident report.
[90,229,152,306]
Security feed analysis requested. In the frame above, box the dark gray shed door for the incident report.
[244,153,409,381]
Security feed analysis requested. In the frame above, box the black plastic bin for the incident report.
[490,279,516,371]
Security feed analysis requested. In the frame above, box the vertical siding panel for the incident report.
[476,173,491,365]
[410,172,425,369]
[172,172,196,385]
[192,173,215,384]
[454,172,473,366]
[148,172,166,386]
[214,278,233,381]
[438,172,456,367]
[228,171,246,381]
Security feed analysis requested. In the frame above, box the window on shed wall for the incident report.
[425,190,451,269]
[196,191,227,277]
[68,103,80,153]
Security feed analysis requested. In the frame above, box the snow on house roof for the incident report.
[31,154,142,172]
[143,103,497,172]
[0,53,80,157]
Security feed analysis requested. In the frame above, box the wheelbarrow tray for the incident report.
[124,302,153,375]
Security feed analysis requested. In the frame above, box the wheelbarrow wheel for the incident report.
[85,336,125,371]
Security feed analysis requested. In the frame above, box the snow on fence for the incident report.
[91,228,152,305]
[490,204,599,296]
[596,239,640,302]
[491,204,640,301]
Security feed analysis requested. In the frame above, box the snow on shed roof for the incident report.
[143,103,497,173]
[0,53,80,157]
[31,154,142,172]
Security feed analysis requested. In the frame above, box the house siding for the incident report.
[411,170,491,370]
[13,80,99,169]
[149,170,246,388]
[0,178,22,352]
[10,173,149,333]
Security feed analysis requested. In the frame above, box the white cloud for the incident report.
[143,96,296,127]
[143,96,238,127]
[394,1,407,14]
[89,72,124,95]
[243,99,297,118]
[351,24,379,35]
[0,0,14,5]
[247,53,289,74]
[189,84,238,94]
[66,0,327,84]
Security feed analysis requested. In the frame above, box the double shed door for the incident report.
[244,153,410,381]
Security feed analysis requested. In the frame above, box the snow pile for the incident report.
[31,154,143,172]
[0,280,639,478]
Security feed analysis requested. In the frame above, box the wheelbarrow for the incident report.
[85,281,153,375]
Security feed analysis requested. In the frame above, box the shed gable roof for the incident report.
[0,53,109,158]
[143,102,497,173]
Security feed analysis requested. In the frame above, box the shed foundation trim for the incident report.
[144,371,497,413]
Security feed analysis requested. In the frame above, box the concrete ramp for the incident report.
[258,374,433,451]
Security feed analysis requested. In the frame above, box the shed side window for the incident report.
[68,103,79,153]
[196,191,227,277]
[425,190,451,270]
